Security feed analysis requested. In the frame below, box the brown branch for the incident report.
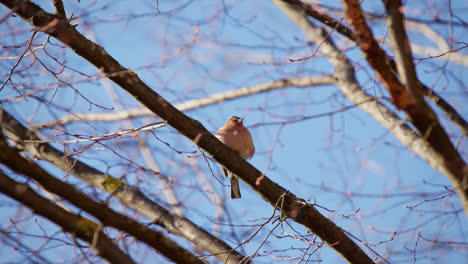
[341,0,468,216]
[52,0,65,16]
[384,3,468,137]
[0,0,27,24]
[0,171,136,264]
[283,0,468,138]
[0,1,372,263]
[0,109,247,264]
[0,131,205,264]
[422,87,468,137]
[383,0,423,104]
[318,3,467,27]
[341,0,414,109]
[280,0,356,42]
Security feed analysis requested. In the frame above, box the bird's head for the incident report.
[227,116,244,127]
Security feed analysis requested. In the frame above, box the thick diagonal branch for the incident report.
[0,130,205,264]
[0,171,136,264]
[0,109,247,264]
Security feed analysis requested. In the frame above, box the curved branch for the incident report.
[279,0,468,139]
[32,75,336,128]
[0,171,136,264]
[341,0,468,216]
[0,109,247,264]
[0,131,205,264]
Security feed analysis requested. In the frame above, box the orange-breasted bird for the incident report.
[216,116,255,199]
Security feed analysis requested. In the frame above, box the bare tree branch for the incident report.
[1,0,466,262]
[0,131,206,264]
[0,108,247,264]
[383,0,423,104]
[32,75,336,128]
[279,0,356,42]
[51,0,65,17]
[281,0,468,138]
[0,171,136,264]
[341,0,468,216]
[422,87,468,137]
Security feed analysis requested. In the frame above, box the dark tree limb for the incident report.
[341,0,468,216]
[0,171,136,264]
[0,109,247,264]
[52,0,65,16]
[279,0,468,138]
[0,130,205,264]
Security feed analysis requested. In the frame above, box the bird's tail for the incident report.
[230,176,241,199]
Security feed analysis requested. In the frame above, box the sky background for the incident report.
[1,0,467,263]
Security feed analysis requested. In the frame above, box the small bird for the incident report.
[216,116,255,199]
